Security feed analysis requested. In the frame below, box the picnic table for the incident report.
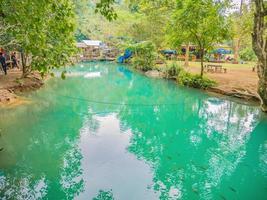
[204,64,227,73]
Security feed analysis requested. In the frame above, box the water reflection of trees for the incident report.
[72,63,266,199]
[92,189,115,200]
[113,79,263,199]
[0,126,85,199]
[0,62,123,199]
[0,87,90,199]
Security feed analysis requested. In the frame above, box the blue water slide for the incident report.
[117,49,132,63]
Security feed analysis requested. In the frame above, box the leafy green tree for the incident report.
[168,0,229,76]
[0,0,118,77]
[75,0,174,48]
[128,41,157,71]
[73,0,126,41]
[95,0,118,21]
[230,3,254,62]
[239,47,257,61]
[126,0,175,48]
[1,0,77,77]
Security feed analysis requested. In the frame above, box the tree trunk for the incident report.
[234,38,240,62]
[185,44,189,67]
[21,52,26,76]
[252,0,267,112]
[240,0,244,15]
[257,63,267,112]
[200,48,204,77]
[21,52,29,78]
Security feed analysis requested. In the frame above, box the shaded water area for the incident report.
[0,62,267,200]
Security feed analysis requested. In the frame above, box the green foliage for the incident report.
[95,0,118,21]
[93,190,114,200]
[74,0,174,48]
[1,0,77,75]
[168,0,229,48]
[75,30,89,42]
[167,0,229,76]
[239,47,257,61]
[127,0,175,48]
[128,41,157,71]
[61,70,67,80]
[229,4,254,50]
[165,62,183,77]
[0,0,119,76]
[73,1,131,41]
[178,71,216,89]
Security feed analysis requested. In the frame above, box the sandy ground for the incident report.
[156,60,260,101]
[186,64,259,101]
[0,69,44,107]
[0,69,23,89]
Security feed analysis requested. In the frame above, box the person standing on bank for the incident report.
[0,52,7,75]
[11,52,19,69]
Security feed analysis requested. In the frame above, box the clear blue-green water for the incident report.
[0,62,267,200]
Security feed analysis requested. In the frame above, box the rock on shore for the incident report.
[145,70,165,78]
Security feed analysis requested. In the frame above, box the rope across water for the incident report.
[45,92,180,107]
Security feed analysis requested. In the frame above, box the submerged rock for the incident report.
[145,70,164,78]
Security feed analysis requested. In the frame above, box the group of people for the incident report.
[0,52,19,75]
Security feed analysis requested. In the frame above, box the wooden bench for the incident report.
[205,64,227,73]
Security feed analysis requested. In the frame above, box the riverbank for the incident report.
[187,64,259,102]
[0,69,44,107]
[145,61,260,103]
[0,61,260,108]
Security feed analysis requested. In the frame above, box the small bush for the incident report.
[128,41,157,71]
[165,62,184,77]
[132,57,154,71]
[178,71,215,89]
[239,48,257,61]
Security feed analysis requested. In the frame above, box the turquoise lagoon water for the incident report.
[0,62,267,200]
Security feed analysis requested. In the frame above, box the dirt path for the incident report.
[0,69,44,107]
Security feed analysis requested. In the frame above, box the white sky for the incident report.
[231,0,250,10]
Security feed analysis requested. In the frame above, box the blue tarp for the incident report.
[161,50,177,55]
[212,48,232,54]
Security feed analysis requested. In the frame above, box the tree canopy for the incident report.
[167,0,229,76]
[0,0,118,76]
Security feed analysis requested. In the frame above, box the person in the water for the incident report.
[0,52,7,75]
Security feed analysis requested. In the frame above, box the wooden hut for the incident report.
[76,40,103,60]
